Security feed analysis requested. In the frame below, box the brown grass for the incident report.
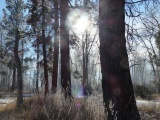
[0,102,16,112]
[138,103,160,114]
[1,92,160,120]
[0,91,106,120]
[23,93,106,120]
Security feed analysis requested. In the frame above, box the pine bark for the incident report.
[42,0,49,95]
[14,28,23,106]
[52,0,59,93]
[36,43,39,93]
[11,62,16,92]
[82,42,86,95]
[99,0,140,119]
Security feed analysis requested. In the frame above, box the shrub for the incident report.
[23,91,106,120]
[0,94,2,98]
[153,82,160,93]
[134,84,152,100]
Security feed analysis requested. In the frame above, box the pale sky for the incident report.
[0,0,6,18]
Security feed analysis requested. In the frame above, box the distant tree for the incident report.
[27,0,41,93]
[27,0,54,94]
[60,0,71,98]
[155,28,160,81]
[0,24,10,91]
[68,0,99,96]
[99,0,140,119]
[155,30,160,51]
[136,5,160,82]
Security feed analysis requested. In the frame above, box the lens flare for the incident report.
[66,9,90,34]
[73,84,84,98]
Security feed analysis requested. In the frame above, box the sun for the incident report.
[66,9,90,34]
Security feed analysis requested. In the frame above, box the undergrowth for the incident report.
[0,91,106,120]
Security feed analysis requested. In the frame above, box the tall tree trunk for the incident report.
[82,33,89,96]
[42,0,49,95]
[11,62,16,92]
[14,28,23,107]
[82,41,86,95]
[0,29,2,90]
[52,0,59,93]
[99,0,140,119]
[36,43,39,93]
[60,0,71,98]
[7,68,12,92]
[21,38,24,84]
[85,33,89,94]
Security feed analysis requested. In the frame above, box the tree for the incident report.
[11,61,16,91]
[155,30,160,51]
[0,24,11,92]
[67,0,99,96]
[99,0,140,119]
[51,0,59,93]
[1,0,27,106]
[60,0,71,98]
[27,0,54,94]
[27,0,40,92]
[14,28,23,106]
[42,0,49,95]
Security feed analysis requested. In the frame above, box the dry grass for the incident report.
[0,102,16,112]
[0,91,106,120]
[152,93,160,100]
[1,92,160,120]
[138,103,160,114]
[138,105,160,114]
[137,99,160,120]
[23,93,106,120]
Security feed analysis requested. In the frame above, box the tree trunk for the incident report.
[60,0,71,98]
[82,33,89,96]
[82,41,86,95]
[36,41,39,93]
[42,0,49,95]
[99,0,140,119]
[11,62,16,92]
[52,0,59,93]
[85,33,89,94]
[14,28,23,107]
[21,38,24,76]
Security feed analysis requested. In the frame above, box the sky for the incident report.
[0,0,6,18]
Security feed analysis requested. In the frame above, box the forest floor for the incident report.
[0,93,160,120]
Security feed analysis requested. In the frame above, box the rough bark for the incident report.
[42,0,49,95]
[60,0,71,98]
[85,33,89,94]
[52,0,59,93]
[36,43,39,93]
[14,28,23,107]
[82,41,86,95]
[99,0,140,119]
[82,34,89,96]
[11,62,16,92]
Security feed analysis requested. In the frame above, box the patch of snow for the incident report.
[0,98,15,104]
[136,100,160,107]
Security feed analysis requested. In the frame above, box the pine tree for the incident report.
[1,0,26,106]
[51,0,59,93]
[27,0,54,94]
[60,0,71,98]
[99,0,140,119]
